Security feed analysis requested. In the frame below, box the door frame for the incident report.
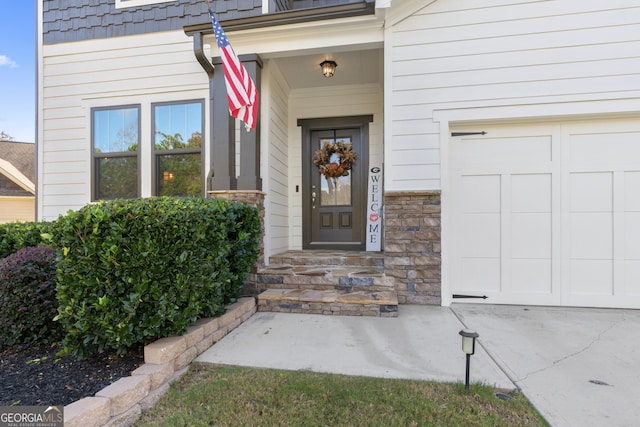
[298,115,373,250]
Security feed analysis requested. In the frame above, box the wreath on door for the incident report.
[312,141,357,179]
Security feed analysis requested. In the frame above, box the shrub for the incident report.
[0,246,63,349]
[224,202,261,304]
[52,197,260,358]
[0,221,55,259]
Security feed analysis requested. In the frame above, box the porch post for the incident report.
[210,56,237,191]
[237,54,263,191]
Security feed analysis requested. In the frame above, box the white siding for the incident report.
[263,60,291,259]
[39,31,209,220]
[386,0,640,190]
[288,83,384,249]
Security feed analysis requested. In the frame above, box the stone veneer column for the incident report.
[383,191,441,304]
[208,190,265,296]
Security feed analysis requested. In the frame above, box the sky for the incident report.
[0,1,36,143]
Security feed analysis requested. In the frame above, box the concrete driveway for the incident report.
[452,304,640,427]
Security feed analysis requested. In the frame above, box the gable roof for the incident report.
[0,141,35,196]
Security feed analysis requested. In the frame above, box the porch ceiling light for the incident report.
[320,60,337,77]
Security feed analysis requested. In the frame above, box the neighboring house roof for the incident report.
[0,141,35,196]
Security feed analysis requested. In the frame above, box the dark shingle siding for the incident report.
[43,0,262,45]
[43,0,369,44]
[239,0,257,11]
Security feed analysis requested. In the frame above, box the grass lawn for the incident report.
[135,364,548,426]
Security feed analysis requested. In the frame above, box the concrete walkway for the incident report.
[196,305,513,388]
[196,304,640,427]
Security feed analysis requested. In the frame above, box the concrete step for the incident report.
[268,250,384,268]
[255,250,397,317]
[257,264,392,293]
[257,288,398,317]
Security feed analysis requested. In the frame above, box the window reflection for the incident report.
[153,101,203,196]
[320,137,352,206]
[92,105,140,200]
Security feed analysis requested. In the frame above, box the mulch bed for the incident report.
[0,343,144,407]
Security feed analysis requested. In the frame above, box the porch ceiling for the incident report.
[274,48,382,89]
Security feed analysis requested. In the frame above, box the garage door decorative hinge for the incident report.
[452,294,488,299]
[451,131,487,137]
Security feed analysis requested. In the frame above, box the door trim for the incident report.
[298,115,373,250]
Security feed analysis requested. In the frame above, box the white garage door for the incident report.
[450,118,640,308]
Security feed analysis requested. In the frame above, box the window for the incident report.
[152,101,204,196]
[92,106,140,200]
[115,0,171,9]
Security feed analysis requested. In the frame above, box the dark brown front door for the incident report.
[300,116,372,250]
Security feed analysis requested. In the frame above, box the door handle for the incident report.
[312,191,316,209]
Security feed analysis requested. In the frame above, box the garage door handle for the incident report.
[452,294,488,299]
[451,131,487,137]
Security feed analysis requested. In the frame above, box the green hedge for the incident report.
[223,202,262,304]
[0,221,55,259]
[51,197,260,357]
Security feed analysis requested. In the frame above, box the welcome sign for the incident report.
[366,165,383,251]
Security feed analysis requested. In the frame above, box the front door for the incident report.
[300,116,371,250]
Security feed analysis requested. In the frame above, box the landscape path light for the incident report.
[459,328,479,391]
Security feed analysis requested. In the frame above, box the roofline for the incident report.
[0,158,36,194]
[184,2,376,36]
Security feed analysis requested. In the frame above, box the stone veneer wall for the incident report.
[64,298,256,427]
[208,190,266,296]
[383,191,441,305]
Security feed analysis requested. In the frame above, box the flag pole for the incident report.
[205,0,259,131]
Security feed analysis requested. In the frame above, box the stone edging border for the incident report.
[63,297,257,427]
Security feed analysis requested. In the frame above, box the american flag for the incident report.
[209,9,258,131]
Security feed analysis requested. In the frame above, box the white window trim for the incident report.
[115,0,171,9]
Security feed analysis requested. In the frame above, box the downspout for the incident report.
[35,0,41,220]
[193,31,214,79]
